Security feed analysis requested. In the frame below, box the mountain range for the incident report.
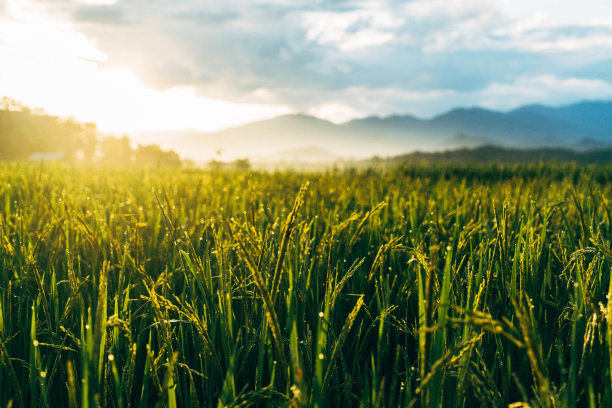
[124,100,612,163]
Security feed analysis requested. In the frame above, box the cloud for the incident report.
[477,75,612,109]
[302,7,402,51]
[72,5,127,25]
[308,102,366,123]
[174,9,240,25]
[486,18,612,53]
[570,58,612,83]
[77,1,119,4]
[300,86,457,119]
[6,0,612,124]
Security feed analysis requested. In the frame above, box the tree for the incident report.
[0,99,97,161]
[80,122,98,162]
[100,136,133,165]
[134,144,182,168]
[232,158,251,171]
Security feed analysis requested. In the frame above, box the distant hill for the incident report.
[428,107,585,146]
[513,101,612,139]
[122,100,612,163]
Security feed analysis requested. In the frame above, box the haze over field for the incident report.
[125,101,612,162]
[1,1,612,161]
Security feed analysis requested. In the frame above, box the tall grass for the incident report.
[0,162,610,407]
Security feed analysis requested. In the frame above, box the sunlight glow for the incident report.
[0,3,290,132]
[308,102,366,124]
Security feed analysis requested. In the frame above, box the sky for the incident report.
[1,0,612,132]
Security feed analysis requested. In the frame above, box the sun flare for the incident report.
[0,2,289,133]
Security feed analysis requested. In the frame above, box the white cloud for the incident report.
[76,0,119,5]
[488,14,612,53]
[403,0,496,21]
[0,20,107,63]
[523,36,612,52]
[499,0,612,25]
[391,1,612,54]
[308,102,366,123]
[311,86,457,119]
[302,8,401,51]
[477,75,612,110]
[338,30,394,51]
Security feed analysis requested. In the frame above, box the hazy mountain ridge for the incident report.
[513,101,612,138]
[124,100,612,163]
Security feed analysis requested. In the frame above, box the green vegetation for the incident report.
[371,145,612,167]
[0,98,97,161]
[0,162,610,407]
[99,136,182,168]
[0,99,181,167]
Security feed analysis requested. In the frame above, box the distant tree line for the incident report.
[379,145,612,166]
[207,158,251,171]
[0,98,182,167]
[98,135,182,167]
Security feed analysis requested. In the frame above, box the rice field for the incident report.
[0,162,610,407]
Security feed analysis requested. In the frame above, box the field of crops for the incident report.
[0,162,610,407]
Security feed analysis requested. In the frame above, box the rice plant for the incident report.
[0,162,610,407]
